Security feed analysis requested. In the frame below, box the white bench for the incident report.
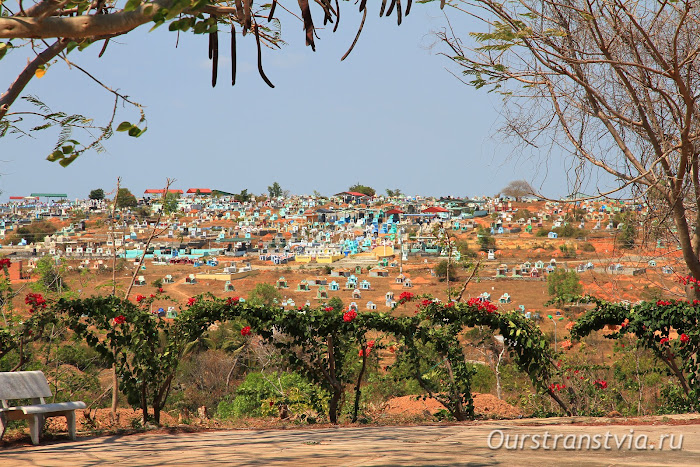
[0,370,86,445]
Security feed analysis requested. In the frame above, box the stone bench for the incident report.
[0,370,86,445]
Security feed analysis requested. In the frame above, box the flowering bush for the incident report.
[343,310,357,322]
[25,293,47,313]
[571,296,700,411]
[397,291,415,304]
[466,297,498,313]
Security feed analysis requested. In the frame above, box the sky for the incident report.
[0,3,583,201]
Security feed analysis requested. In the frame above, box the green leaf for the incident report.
[59,154,78,167]
[116,121,132,132]
[47,150,63,162]
[124,0,142,12]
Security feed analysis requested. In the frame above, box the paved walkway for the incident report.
[2,421,698,466]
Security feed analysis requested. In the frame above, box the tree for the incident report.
[267,182,288,198]
[348,183,375,197]
[616,212,637,250]
[437,0,700,296]
[385,188,403,198]
[115,187,137,209]
[547,269,582,300]
[0,1,410,165]
[162,191,179,214]
[500,180,534,201]
[476,228,496,252]
[248,283,281,307]
[89,188,105,200]
[234,189,251,203]
[434,259,457,282]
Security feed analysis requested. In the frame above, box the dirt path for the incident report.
[3,418,699,466]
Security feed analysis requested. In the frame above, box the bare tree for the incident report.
[500,179,534,201]
[438,0,700,293]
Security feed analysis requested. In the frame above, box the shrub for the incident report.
[547,269,583,299]
[435,260,457,282]
[579,242,596,252]
[216,371,328,420]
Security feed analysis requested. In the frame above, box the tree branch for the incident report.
[0,38,68,121]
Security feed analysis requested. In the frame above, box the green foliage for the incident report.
[385,188,402,197]
[234,189,252,203]
[616,212,637,249]
[512,209,531,221]
[558,244,577,259]
[476,228,496,251]
[55,293,199,425]
[115,188,137,208]
[570,297,700,411]
[162,191,179,214]
[248,283,282,306]
[455,240,477,258]
[327,296,344,312]
[89,188,105,200]
[434,260,457,282]
[348,183,376,197]
[216,371,328,420]
[6,220,58,245]
[33,256,68,293]
[267,182,285,198]
[547,269,582,299]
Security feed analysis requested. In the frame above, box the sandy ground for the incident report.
[2,415,699,466]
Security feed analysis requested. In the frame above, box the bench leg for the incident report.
[0,412,6,442]
[28,414,44,445]
[66,411,77,440]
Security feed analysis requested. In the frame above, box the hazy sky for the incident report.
[1,4,582,201]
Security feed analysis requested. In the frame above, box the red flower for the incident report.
[187,297,196,306]
[620,318,629,328]
[226,297,240,305]
[324,306,333,312]
[241,326,251,336]
[680,333,690,344]
[594,379,608,389]
[343,310,357,322]
[660,337,670,345]
[113,315,126,325]
[158,288,164,293]
[136,294,146,303]
[388,345,396,354]
[421,299,432,308]
[25,293,47,313]
[446,302,455,308]
[0,258,11,269]
[397,292,415,304]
